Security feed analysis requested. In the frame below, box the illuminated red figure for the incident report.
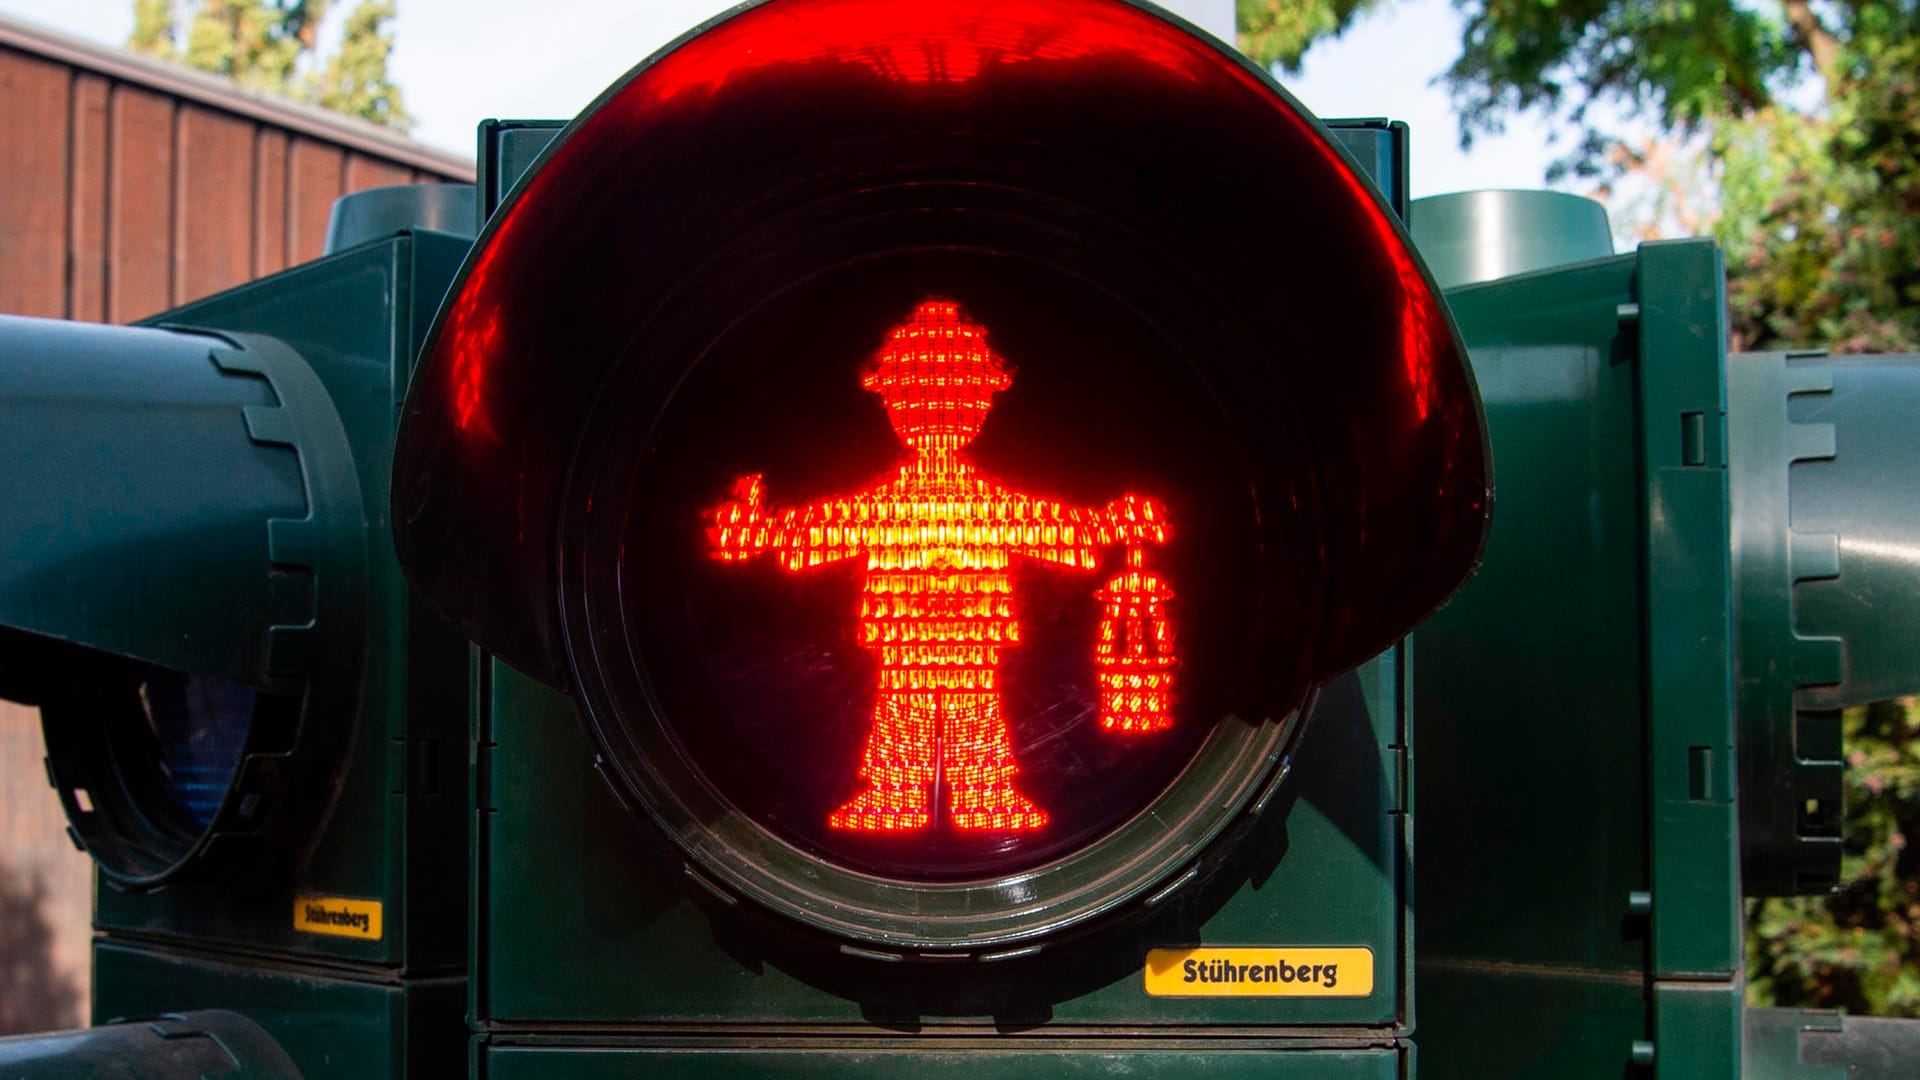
[709,299,1173,832]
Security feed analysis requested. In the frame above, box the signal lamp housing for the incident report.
[393,0,1489,950]
[0,319,366,890]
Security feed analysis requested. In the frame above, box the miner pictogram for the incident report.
[708,299,1174,833]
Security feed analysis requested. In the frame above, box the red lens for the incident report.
[619,263,1268,879]
[391,0,1490,909]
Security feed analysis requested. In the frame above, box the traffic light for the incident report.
[0,190,477,1078]
[5,0,1917,1077]
[384,0,1486,1073]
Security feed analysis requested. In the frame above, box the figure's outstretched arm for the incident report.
[707,473,866,571]
[1005,489,1171,569]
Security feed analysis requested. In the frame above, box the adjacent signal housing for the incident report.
[0,224,478,1080]
[0,315,362,888]
[1730,350,1920,895]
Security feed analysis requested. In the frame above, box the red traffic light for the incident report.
[394,0,1486,689]
[392,0,1488,943]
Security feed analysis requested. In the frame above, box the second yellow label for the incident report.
[1144,946,1374,997]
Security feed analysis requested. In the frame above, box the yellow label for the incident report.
[1144,947,1374,997]
[293,896,383,940]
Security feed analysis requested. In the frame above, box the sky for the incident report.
[0,0,1582,201]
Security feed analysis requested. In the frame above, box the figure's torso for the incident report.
[759,455,1119,692]
[854,463,1020,691]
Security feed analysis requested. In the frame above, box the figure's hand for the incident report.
[727,473,765,519]
[708,472,767,558]
[1104,492,1169,546]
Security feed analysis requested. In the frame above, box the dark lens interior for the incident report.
[138,672,253,828]
[14,625,306,886]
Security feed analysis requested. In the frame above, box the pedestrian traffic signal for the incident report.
[21,1,1920,1077]
[390,0,1488,963]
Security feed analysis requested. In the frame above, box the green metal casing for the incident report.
[473,653,1412,1063]
[1411,241,1743,1078]
[1727,350,1920,896]
[85,232,476,1077]
[0,1008,301,1079]
[464,116,1424,1073]
[92,940,462,1078]
[1408,190,1616,291]
[478,1045,1406,1078]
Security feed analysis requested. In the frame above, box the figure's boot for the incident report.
[830,693,935,831]
[944,693,1049,830]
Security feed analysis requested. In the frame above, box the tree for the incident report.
[1235,0,1920,353]
[128,1,412,133]
[1715,22,1920,352]
[1237,0,1391,74]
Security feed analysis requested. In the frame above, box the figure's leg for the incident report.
[829,691,936,831]
[944,692,1049,830]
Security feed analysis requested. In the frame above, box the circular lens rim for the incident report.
[35,651,309,889]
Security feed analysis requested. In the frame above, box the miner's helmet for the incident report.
[862,298,1012,451]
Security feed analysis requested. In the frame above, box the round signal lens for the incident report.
[618,268,1271,881]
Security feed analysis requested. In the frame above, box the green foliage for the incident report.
[126,0,412,132]
[1232,1,1919,347]
[1748,699,1920,1015]
[1237,0,1391,73]
[1716,15,1920,351]
[129,0,178,59]
[1443,0,1791,159]
[182,0,316,94]
[312,1,408,129]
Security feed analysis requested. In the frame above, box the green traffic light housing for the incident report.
[391,0,1491,951]
[1730,350,1920,895]
[2,0,1915,1072]
[0,316,367,888]
[1411,188,1920,900]
[0,212,478,1079]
